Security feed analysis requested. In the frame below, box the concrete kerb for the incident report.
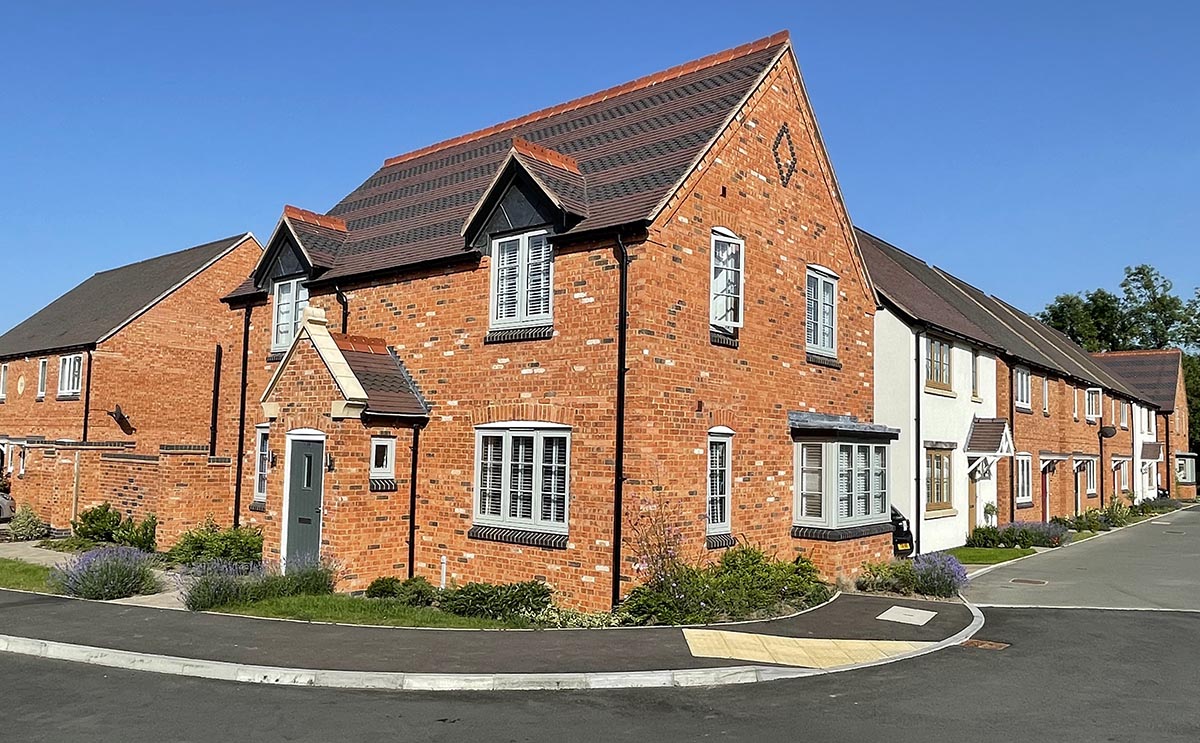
[0,598,986,692]
[966,503,1197,581]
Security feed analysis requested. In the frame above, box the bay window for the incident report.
[490,230,553,329]
[793,441,889,527]
[474,423,569,533]
[272,278,309,351]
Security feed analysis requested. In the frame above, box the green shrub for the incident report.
[440,580,553,620]
[72,503,122,542]
[112,514,157,552]
[912,553,969,597]
[49,546,161,600]
[965,526,1001,548]
[180,559,336,612]
[168,518,263,564]
[1101,499,1131,528]
[10,504,50,541]
[37,536,99,553]
[855,560,918,595]
[366,575,442,606]
[365,576,403,599]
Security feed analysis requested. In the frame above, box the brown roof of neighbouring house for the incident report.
[330,333,428,418]
[1141,441,1164,461]
[1092,350,1182,413]
[258,32,790,286]
[0,233,252,360]
[965,417,1010,454]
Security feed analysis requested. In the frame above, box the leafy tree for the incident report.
[1039,293,1099,350]
[1183,354,1200,457]
[1121,265,1188,348]
[1037,288,1132,352]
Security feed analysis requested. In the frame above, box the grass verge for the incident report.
[214,594,531,629]
[0,557,55,592]
[1070,531,1098,541]
[944,546,1035,565]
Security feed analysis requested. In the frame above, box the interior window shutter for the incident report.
[510,436,535,519]
[801,444,822,518]
[837,445,852,518]
[494,238,521,321]
[479,435,504,516]
[540,436,567,523]
[806,275,819,346]
[525,234,552,320]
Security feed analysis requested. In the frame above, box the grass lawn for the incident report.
[37,537,99,553]
[0,557,55,592]
[215,594,531,629]
[1070,531,1098,542]
[944,547,1035,565]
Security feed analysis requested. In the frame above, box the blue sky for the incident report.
[1,1,1196,328]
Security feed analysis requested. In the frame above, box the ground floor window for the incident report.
[1015,455,1033,504]
[254,426,270,502]
[926,449,953,510]
[474,423,569,533]
[1084,459,1097,494]
[794,441,889,528]
[1115,459,1130,493]
[707,428,733,535]
[1177,456,1196,486]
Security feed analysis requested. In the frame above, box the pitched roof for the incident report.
[965,417,1011,455]
[0,234,252,360]
[331,334,429,418]
[1092,350,1182,412]
[271,32,789,285]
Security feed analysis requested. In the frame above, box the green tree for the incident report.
[1184,354,1200,457]
[1038,288,1132,352]
[1121,265,1188,348]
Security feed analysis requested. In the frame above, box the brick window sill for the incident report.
[369,478,398,492]
[1016,501,1035,509]
[790,521,892,541]
[484,325,554,344]
[709,328,738,348]
[467,524,567,550]
[705,533,737,550]
[806,352,842,370]
[248,500,266,512]
[266,351,285,363]
[55,394,81,402]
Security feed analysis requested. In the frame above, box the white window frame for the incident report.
[793,441,889,528]
[1073,387,1079,420]
[709,228,745,329]
[0,363,7,401]
[271,277,310,352]
[1014,368,1031,411]
[805,266,838,357]
[1084,458,1097,494]
[473,422,570,533]
[706,427,734,535]
[18,445,25,477]
[1120,402,1128,429]
[370,436,396,480]
[1042,377,1050,414]
[57,354,83,397]
[1176,456,1196,486]
[37,358,48,399]
[1015,454,1033,504]
[1085,387,1102,421]
[489,229,553,330]
[253,425,270,502]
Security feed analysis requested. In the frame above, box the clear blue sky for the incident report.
[1,1,1196,328]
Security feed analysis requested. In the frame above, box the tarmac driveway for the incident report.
[965,505,1200,610]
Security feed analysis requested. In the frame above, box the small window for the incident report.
[1085,388,1102,421]
[18,445,26,477]
[970,350,980,398]
[1073,388,1079,420]
[474,424,570,532]
[1042,378,1050,414]
[925,338,952,391]
[1084,459,1097,494]
[37,358,48,399]
[58,354,83,397]
[707,428,733,535]
[272,278,310,351]
[254,426,270,502]
[490,230,553,329]
[926,450,953,510]
[710,229,744,329]
[797,443,823,520]
[1015,454,1033,503]
[0,363,7,400]
[370,437,396,479]
[1176,457,1196,486]
[806,268,838,357]
[1014,368,1031,410]
[1120,403,1128,429]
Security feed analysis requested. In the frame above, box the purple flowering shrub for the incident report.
[49,546,161,600]
[178,557,337,612]
[912,552,969,597]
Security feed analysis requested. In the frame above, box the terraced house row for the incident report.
[0,32,1192,610]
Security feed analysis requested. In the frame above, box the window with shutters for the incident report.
[1015,454,1033,503]
[925,337,952,391]
[272,277,309,352]
[57,354,83,397]
[794,441,889,528]
[707,428,733,535]
[709,228,744,329]
[1014,367,1031,410]
[806,268,837,357]
[926,449,953,510]
[474,423,569,533]
[490,230,553,329]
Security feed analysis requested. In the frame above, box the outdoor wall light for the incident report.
[325,452,335,472]
[269,451,278,468]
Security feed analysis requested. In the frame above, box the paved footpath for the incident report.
[0,589,977,689]
[966,504,1200,610]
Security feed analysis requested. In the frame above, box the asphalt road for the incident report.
[3,607,1198,742]
[966,505,1200,609]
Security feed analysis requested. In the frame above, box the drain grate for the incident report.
[1010,578,1048,585]
[962,639,1010,651]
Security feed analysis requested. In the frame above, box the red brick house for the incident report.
[0,234,262,541]
[1093,349,1196,501]
[222,31,901,610]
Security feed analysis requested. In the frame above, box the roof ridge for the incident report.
[284,205,347,233]
[381,31,790,169]
[511,137,581,174]
[1092,348,1181,357]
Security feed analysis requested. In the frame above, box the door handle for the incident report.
[315,507,322,514]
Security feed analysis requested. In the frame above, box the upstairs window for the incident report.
[370,437,396,480]
[1014,368,1031,410]
[971,350,980,399]
[1042,377,1050,414]
[58,354,82,397]
[490,230,553,329]
[37,358,48,399]
[707,427,734,535]
[1073,387,1079,420]
[925,338,952,391]
[1120,403,1128,429]
[0,363,6,401]
[710,228,744,329]
[1085,388,1102,421]
[806,267,837,357]
[272,278,309,351]
[475,423,569,533]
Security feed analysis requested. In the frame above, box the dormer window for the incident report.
[710,228,744,329]
[272,278,309,351]
[490,230,552,329]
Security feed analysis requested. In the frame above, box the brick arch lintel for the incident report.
[469,402,573,427]
[708,408,738,431]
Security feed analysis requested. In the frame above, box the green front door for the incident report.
[286,439,324,568]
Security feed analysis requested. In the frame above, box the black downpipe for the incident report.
[407,425,422,579]
[209,344,223,454]
[81,349,94,442]
[232,307,252,527]
[1165,415,1172,497]
[335,286,349,334]
[1009,366,1016,523]
[611,234,631,610]
[1099,425,1106,509]
[913,330,923,554]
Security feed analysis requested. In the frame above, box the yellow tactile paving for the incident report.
[682,629,933,669]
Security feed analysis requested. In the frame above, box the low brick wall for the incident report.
[793,532,893,585]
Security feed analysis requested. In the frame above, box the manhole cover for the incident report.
[962,639,1010,651]
[1010,578,1048,585]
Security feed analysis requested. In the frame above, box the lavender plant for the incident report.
[49,546,161,600]
[178,557,337,612]
[912,552,969,597]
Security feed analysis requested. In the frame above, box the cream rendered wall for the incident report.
[872,309,915,531]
